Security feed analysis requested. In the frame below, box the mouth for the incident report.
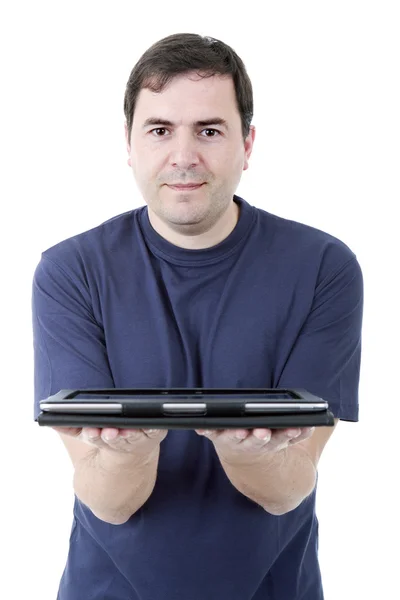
[167,183,205,191]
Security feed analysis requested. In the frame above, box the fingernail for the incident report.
[254,429,270,441]
[102,430,118,442]
[288,429,301,438]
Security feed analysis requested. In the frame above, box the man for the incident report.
[32,33,363,600]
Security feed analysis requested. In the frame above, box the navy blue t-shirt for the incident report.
[32,195,363,600]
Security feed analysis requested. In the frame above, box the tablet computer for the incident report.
[37,388,335,429]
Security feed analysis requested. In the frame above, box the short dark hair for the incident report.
[123,33,254,142]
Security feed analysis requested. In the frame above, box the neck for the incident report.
[147,201,240,250]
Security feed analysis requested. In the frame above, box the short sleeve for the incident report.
[32,255,115,420]
[276,256,364,421]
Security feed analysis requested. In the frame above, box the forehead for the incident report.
[133,73,240,123]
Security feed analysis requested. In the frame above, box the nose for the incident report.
[169,132,201,169]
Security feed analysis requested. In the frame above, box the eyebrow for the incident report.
[142,117,229,130]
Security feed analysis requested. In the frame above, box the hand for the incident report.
[51,426,168,455]
[195,427,315,463]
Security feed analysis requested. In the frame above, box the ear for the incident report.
[125,122,132,167]
[243,125,256,171]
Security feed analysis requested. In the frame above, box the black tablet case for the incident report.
[37,411,334,429]
[37,388,335,429]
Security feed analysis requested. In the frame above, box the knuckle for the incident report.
[143,429,164,437]
[81,431,95,444]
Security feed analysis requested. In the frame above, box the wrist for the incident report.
[217,445,288,469]
[96,445,160,472]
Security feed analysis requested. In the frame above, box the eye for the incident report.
[150,128,169,137]
[149,127,221,138]
[201,129,220,137]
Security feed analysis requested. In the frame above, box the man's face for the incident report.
[125,72,255,237]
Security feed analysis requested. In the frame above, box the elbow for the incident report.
[73,490,136,525]
[263,504,289,516]
[263,501,303,516]
[263,475,318,516]
[90,508,134,525]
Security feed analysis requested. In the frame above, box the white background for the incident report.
[1,1,399,599]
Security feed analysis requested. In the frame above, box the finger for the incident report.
[251,429,272,442]
[228,429,271,451]
[227,429,271,449]
[289,427,315,445]
[267,427,311,451]
[80,428,108,447]
[100,428,120,442]
[196,429,218,439]
[97,429,142,451]
[80,427,104,442]
[119,427,161,439]
[101,428,146,445]
[51,426,83,438]
[141,428,165,438]
[79,435,103,449]
[119,428,135,437]
[84,427,102,439]
[278,428,302,445]
[222,429,251,443]
[252,428,300,452]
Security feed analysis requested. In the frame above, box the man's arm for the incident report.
[204,420,339,515]
[77,449,159,525]
[58,428,166,525]
[221,252,362,514]
[32,257,165,524]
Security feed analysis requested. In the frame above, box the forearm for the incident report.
[218,445,317,515]
[73,446,160,525]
